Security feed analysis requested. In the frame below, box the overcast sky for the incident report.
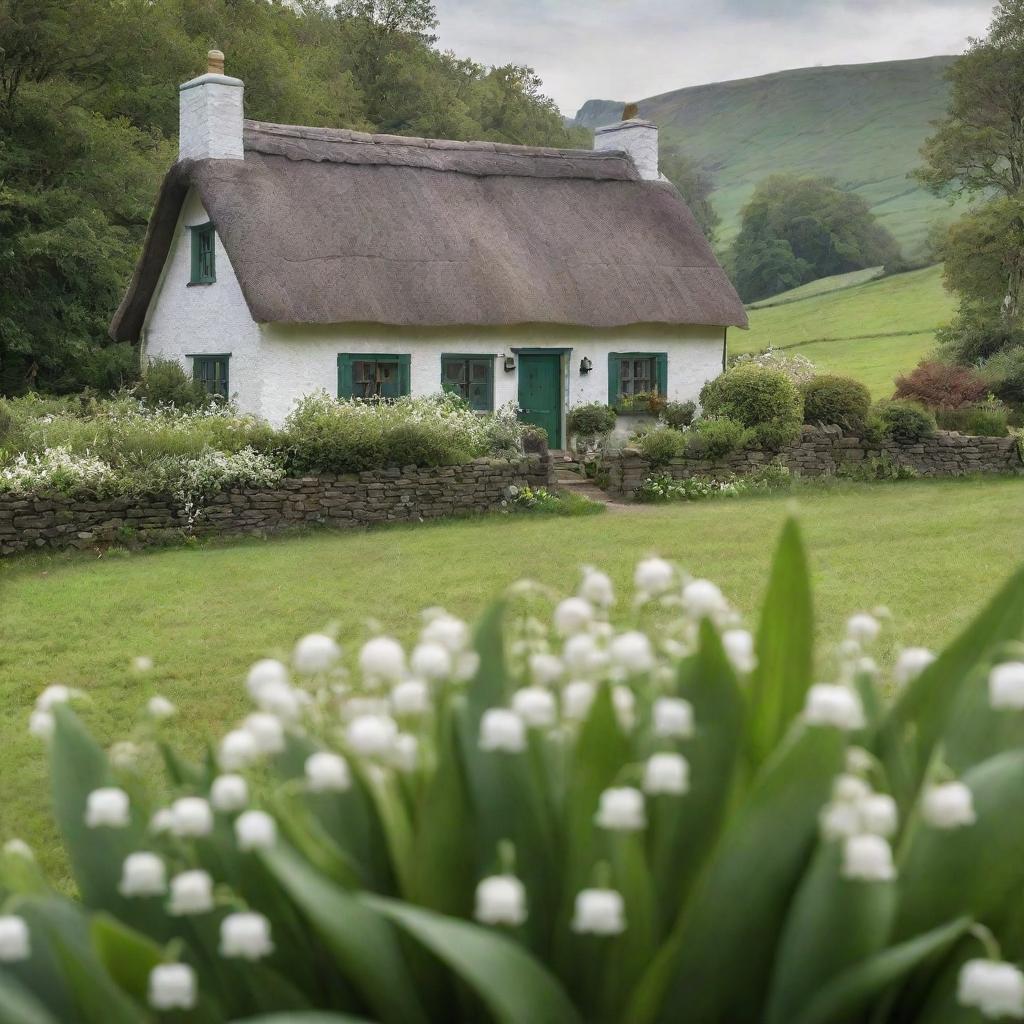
[434,0,994,116]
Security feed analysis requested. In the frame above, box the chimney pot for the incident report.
[207,49,225,75]
[622,102,640,121]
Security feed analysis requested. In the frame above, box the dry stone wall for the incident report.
[604,426,1023,494]
[0,456,551,558]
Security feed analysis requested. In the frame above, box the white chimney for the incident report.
[178,50,244,162]
[593,104,660,181]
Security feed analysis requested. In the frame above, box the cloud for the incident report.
[433,0,992,114]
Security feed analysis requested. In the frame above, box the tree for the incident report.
[730,175,899,303]
[660,147,720,241]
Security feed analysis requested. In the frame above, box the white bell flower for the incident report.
[845,746,874,775]
[36,684,74,711]
[167,870,214,916]
[118,852,166,897]
[553,598,594,637]
[838,638,862,661]
[652,697,695,739]
[170,797,213,838]
[820,801,862,840]
[722,629,757,673]
[562,681,596,721]
[643,753,690,795]
[958,959,1024,1020]
[512,686,557,728]
[846,613,880,644]
[803,684,865,731]
[243,713,285,756]
[391,679,431,716]
[682,579,728,619]
[149,808,174,834]
[579,567,615,608]
[219,912,273,960]
[833,773,872,804]
[254,681,302,722]
[634,557,674,597]
[529,653,564,687]
[109,741,141,770]
[562,634,604,676]
[989,662,1024,711]
[841,833,896,881]
[421,614,469,653]
[391,733,419,773]
[235,810,277,851]
[612,686,636,731]
[305,751,351,792]
[2,839,32,860]
[292,633,341,674]
[922,781,976,829]
[211,774,249,813]
[148,963,196,1011]
[85,787,130,829]
[595,787,646,830]
[246,659,289,699]
[453,650,481,683]
[894,647,935,687]
[147,695,175,719]
[410,642,452,682]
[474,875,527,926]
[359,637,406,686]
[28,710,55,740]
[571,888,626,935]
[0,917,30,962]
[346,714,399,757]
[859,794,899,838]
[479,709,527,753]
[610,632,655,674]
[218,728,259,771]
[131,656,154,673]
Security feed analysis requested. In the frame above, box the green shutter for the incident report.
[398,354,411,396]
[656,353,668,396]
[608,353,620,405]
[190,224,216,284]
[337,354,354,398]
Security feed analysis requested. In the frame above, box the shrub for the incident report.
[138,357,211,410]
[15,522,1024,1023]
[687,415,751,459]
[935,401,1010,437]
[618,390,666,415]
[980,346,1024,405]
[730,346,817,386]
[662,400,696,430]
[636,425,687,466]
[750,418,802,452]
[521,425,549,456]
[567,403,616,438]
[875,400,937,443]
[893,360,988,409]
[802,374,872,431]
[635,473,747,502]
[700,363,803,434]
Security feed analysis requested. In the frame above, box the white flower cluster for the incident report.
[819,765,898,882]
[0,446,115,495]
[959,959,1024,1020]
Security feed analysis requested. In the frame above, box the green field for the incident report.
[747,266,886,309]
[735,264,956,397]
[576,57,963,259]
[3,477,1024,873]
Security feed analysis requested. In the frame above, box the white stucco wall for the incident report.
[140,190,263,415]
[178,75,244,161]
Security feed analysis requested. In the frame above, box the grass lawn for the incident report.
[737,265,957,398]
[3,477,1024,874]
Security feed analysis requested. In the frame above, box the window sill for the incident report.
[187,281,215,288]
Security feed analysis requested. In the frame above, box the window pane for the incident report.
[470,360,489,382]
[443,360,466,384]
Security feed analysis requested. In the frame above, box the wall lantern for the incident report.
[503,356,516,373]
[579,356,593,375]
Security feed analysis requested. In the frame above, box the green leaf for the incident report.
[259,844,429,1024]
[364,894,582,1024]
[791,917,972,1024]
[629,724,845,1024]
[90,914,163,1005]
[466,600,512,722]
[878,565,1024,804]
[230,1015,376,1023]
[0,973,59,1024]
[747,518,814,768]
[763,842,897,1024]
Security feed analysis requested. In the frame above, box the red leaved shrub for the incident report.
[893,360,989,409]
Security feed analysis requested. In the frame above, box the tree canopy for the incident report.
[660,147,720,242]
[0,0,588,394]
[729,175,899,303]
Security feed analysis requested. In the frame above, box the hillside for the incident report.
[575,57,960,259]
[734,265,956,398]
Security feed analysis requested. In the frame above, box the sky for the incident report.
[434,0,994,116]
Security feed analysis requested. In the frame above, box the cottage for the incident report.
[111,52,747,442]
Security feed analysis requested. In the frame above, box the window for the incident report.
[441,355,494,411]
[337,354,411,400]
[190,223,216,285]
[608,352,668,406]
[192,355,229,398]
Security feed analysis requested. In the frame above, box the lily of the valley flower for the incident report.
[820,801,862,840]
[610,632,655,674]
[346,714,399,757]
[246,659,289,699]
[243,712,285,755]
[474,875,527,926]
[858,794,899,838]
[846,612,880,644]
[833,773,872,803]
[391,733,419,772]
[0,917,30,962]
[841,834,896,881]
[958,959,1024,1020]
[305,751,352,792]
[634,557,674,597]
[803,684,865,731]
[2,839,32,860]
[989,662,1024,711]
[893,647,935,687]
[553,597,594,637]
[147,695,175,719]
[420,614,469,653]
[118,852,167,897]
[168,870,214,916]
[218,728,259,771]
[612,686,637,730]
[479,709,527,753]
[682,579,727,619]
[148,963,197,1011]
[722,629,757,673]
[922,782,976,829]
[220,912,274,960]
[643,753,690,795]
[235,810,277,851]
[562,681,596,721]
[292,633,341,674]
[410,642,452,681]
[211,774,249,813]
[595,787,646,830]
[359,637,406,685]
[529,653,564,687]
[170,797,213,838]
[390,679,431,716]
[512,686,557,728]
[84,787,130,829]
[579,567,615,608]
[28,710,55,740]
[652,697,694,739]
[571,888,626,935]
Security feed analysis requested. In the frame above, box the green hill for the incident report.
[575,57,961,259]
[733,265,956,398]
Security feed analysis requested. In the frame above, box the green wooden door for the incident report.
[517,353,562,448]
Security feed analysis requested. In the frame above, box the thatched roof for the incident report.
[110,120,747,341]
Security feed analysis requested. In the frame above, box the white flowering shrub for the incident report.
[0,446,117,494]
[730,346,818,386]
[8,521,1024,1022]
